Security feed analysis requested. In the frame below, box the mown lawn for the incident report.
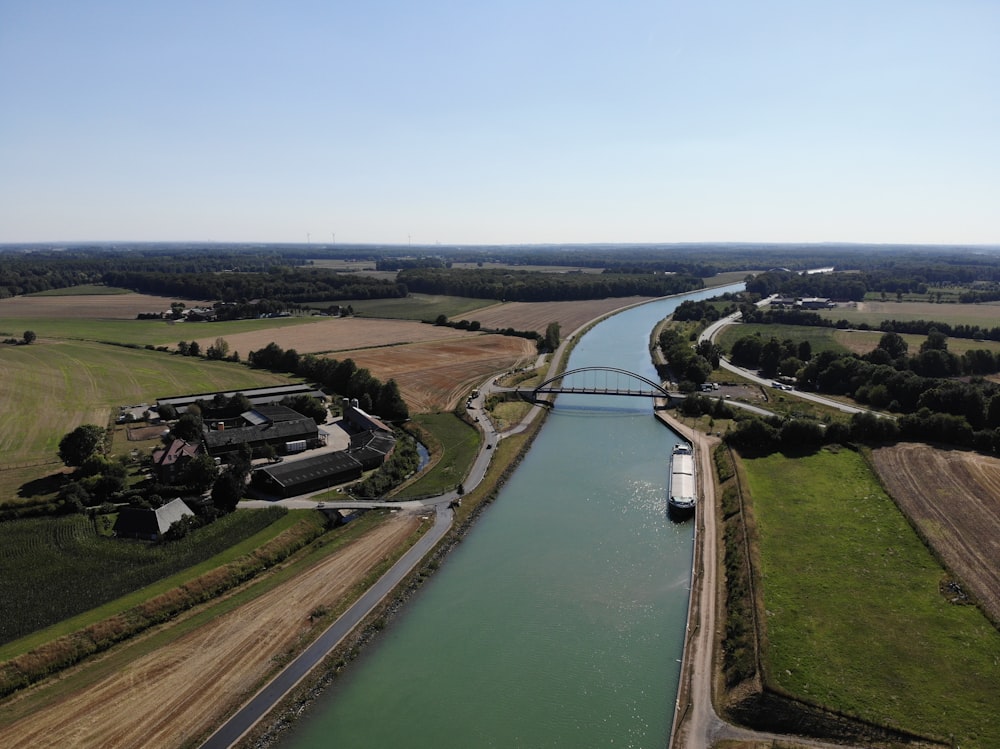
[742,447,1000,748]
[392,412,480,497]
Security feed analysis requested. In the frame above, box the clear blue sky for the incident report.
[1,1,997,245]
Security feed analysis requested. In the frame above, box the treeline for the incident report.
[746,264,1000,301]
[740,302,1000,343]
[0,249,303,297]
[726,329,1000,449]
[671,295,741,323]
[398,267,703,301]
[103,268,404,303]
[246,343,408,422]
[658,328,720,386]
[681,392,1000,457]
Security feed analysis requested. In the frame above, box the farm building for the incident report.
[114,498,195,541]
[348,430,397,470]
[341,399,393,434]
[251,452,364,498]
[151,439,201,483]
[157,385,325,415]
[202,416,322,460]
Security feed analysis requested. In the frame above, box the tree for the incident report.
[211,470,244,513]
[173,412,204,442]
[539,322,561,353]
[58,424,105,467]
[877,331,908,359]
[180,452,219,492]
[188,340,201,357]
[206,337,230,360]
[22,330,36,345]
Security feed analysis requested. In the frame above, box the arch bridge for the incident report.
[525,366,673,405]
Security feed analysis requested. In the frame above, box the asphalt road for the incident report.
[200,503,453,749]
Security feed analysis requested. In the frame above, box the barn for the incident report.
[251,452,364,498]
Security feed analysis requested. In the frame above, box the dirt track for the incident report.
[0,511,423,749]
[871,443,1000,624]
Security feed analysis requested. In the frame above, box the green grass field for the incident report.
[0,339,293,469]
[0,314,317,348]
[819,300,1000,329]
[716,323,851,357]
[26,285,132,296]
[392,412,480,497]
[742,448,1000,747]
[0,507,288,648]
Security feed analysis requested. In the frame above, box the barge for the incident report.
[668,443,697,518]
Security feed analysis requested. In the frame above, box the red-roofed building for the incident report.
[151,439,201,483]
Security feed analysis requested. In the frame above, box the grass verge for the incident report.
[390,412,480,497]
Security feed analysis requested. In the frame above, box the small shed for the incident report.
[114,498,195,541]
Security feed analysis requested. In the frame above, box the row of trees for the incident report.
[740,301,1000,344]
[723,328,1000,444]
[745,264,1000,303]
[658,327,719,387]
[398,267,704,302]
[246,342,408,421]
[104,267,405,304]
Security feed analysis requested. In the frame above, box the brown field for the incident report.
[871,443,1000,624]
[346,335,538,412]
[190,316,472,356]
[0,293,210,319]
[467,296,659,335]
[0,511,423,749]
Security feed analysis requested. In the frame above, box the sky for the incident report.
[0,0,997,246]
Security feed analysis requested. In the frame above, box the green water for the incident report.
[283,288,738,748]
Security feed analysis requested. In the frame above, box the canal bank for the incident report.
[236,286,742,748]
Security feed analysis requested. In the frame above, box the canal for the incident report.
[282,285,741,748]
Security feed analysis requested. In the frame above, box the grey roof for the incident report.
[154,498,196,535]
[114,498,194,539]
[349,430,396,455]
[256,451,362,489]
[203,417,318,450]
[247,404,309,423]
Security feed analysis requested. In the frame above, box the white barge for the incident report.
[668,443,697,517]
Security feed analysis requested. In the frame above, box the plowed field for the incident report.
[0,293,209,319]
[190,316,472,356]
[871,443,1000,623]
[0,511,423,749]
[346,335,538,412]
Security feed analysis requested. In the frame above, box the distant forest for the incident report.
[1,243,999,303]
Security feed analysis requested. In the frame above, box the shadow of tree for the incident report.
[18,471,70,498]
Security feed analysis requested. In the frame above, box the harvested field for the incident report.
[871,443,1000,624]
[346,335,538,413]
[467,296,659,335]
[0,293,210,320]
[0,510,423,749]
[190,316,472,357]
